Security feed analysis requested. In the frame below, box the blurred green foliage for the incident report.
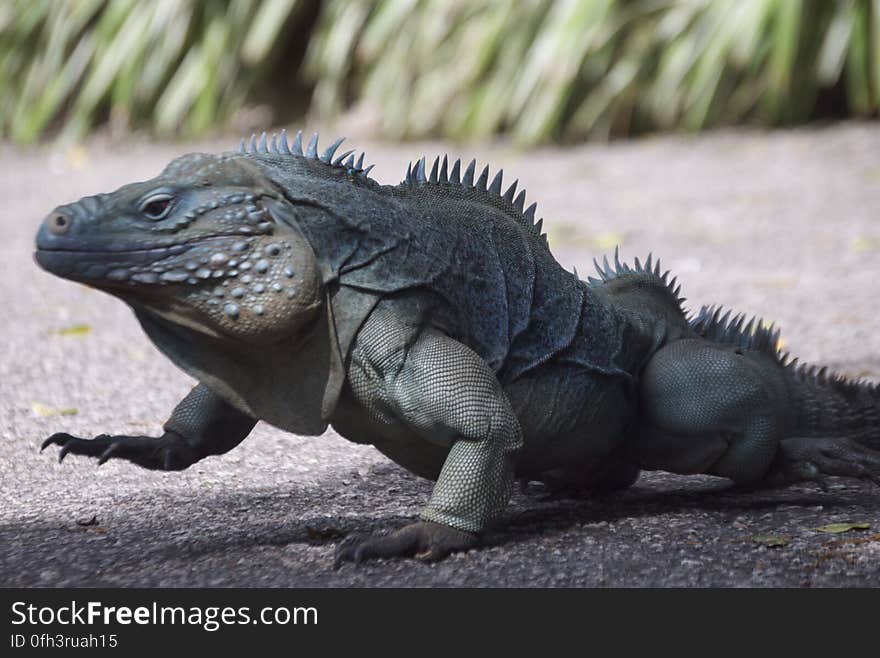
[0,0,313,142]
[1,0,877,144]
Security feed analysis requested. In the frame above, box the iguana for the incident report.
[35,131,880,564]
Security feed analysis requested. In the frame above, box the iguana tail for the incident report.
[783,359,880,450]
[690,305,880,451]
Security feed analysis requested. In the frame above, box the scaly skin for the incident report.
[35,130,880,564]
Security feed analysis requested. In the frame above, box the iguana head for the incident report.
[35,151,323,343]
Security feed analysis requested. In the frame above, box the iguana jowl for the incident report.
[35,131,880,563]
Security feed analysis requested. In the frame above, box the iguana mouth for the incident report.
[35,233,244,255]
[34,234,252,284]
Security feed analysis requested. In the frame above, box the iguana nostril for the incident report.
[47,212,71,236]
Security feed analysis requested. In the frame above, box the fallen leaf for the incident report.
[852,237,877,253]
[752,535,789,548]
[32,403,78,417]
[67,145,89,170]
[814,523,871,534]
[53,324,91,337]
[590,231,625,250]
[76,515,99,526]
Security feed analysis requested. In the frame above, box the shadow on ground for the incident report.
[3,462,878,587]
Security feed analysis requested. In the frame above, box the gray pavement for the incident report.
[1,123,879,587]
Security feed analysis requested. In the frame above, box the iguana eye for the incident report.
[139,193,175,220]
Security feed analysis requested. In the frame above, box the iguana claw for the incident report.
[41,431,199,471]
[761,437,880,489]
[334,521,477,567]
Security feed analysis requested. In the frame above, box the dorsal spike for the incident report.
[645,253,653,272]
[524,202,537,222]
[333,149,355,166]
[429,156,440,183]
[731,314,745,333]
[344,154,356,168]
[248,133,257,153]
[355,152,364,170]
[572,266,579,278]
[270,132,279,153]
[602,254,612,276]
[238,138,246,153]
[306,132,318,160]
[362,164,375,177]
[587,276,601,285]
[258,131,268,153]
[503,180,518,203]
[439,155,448,183]
[489,169,503,195]
[416,157,427,182]
[634,256,642,271]
[291,130,303,155]
[306,132,319,158]
[513,190,526,212]
[278,128,290,154]
[614,246,622,272]
[534,218,544,235]
[462,159,476,186]
[320,136,345,163]
[593,258,607,281]
[476,165,490,190]
[405,162,413,182]
[449,159,461,184]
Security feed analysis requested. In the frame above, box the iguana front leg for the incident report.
[335,328,523,564]
[41,383,256,470]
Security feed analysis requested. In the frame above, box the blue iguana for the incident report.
[35,131,880,563]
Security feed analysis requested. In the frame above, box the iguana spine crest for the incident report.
[690,305,781,357]
[403,154,547,243]
[588,246,686,308]
[691,303,879,397]
[238,129,375,179]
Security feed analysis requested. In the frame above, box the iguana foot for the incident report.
[759,437,880,489]
[41,431,199,471]
[334,521,477,566]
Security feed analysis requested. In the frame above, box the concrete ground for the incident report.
[1,123,879,587]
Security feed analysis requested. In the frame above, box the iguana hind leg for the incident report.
[629,338,785,484]
[757,437,880,488]
[632,337,880,489]
[41,383,256,470]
